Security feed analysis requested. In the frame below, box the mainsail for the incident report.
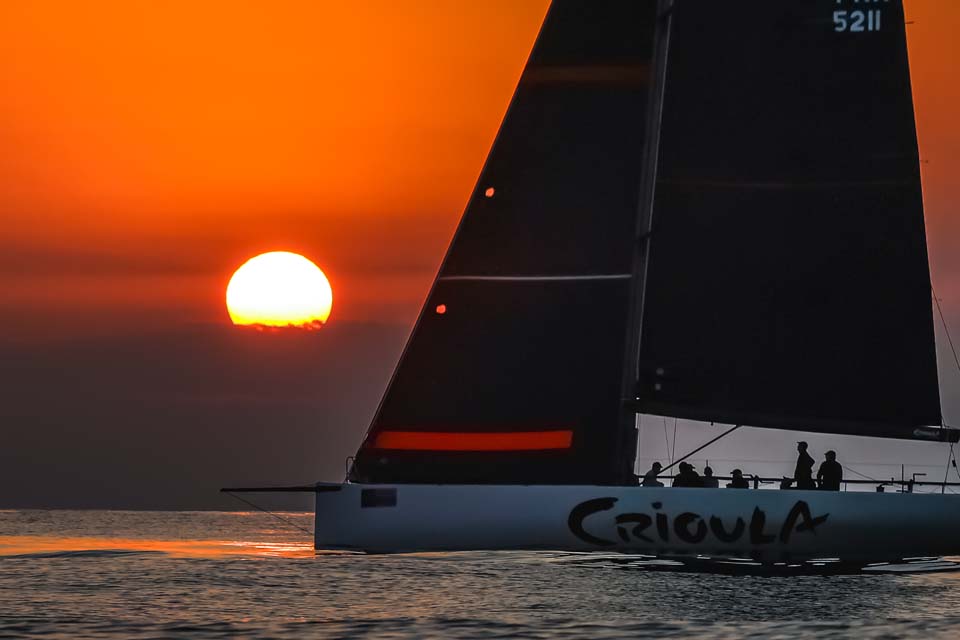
[350,1,660,484]
[635,0,947,441]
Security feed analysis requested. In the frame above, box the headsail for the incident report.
[635,0,948,441]
[350,1,661,484]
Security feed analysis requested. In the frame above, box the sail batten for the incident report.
[657,179,919,190]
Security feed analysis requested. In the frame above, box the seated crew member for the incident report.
[702,466,719,488]
[817,450,843,491]
[641,462,664,487]
[671,462,689,487]
[673,462,703,488]
[687,464,704,487]
[727,469,750,489]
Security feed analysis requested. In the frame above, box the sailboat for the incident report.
[232,0,960,564]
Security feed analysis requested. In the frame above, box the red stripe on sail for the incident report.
[371,430,573,451]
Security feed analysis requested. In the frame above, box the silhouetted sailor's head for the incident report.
[825,450,837,461]
[704,466,714,477]
[652,462,662,471]
[732,468,743,477]
[797,441,808,452]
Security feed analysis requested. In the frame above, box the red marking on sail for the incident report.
[371,430,573,451]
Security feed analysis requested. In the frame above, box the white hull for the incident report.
[315,483,960,563]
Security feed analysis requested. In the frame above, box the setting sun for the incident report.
[226,252,333,329]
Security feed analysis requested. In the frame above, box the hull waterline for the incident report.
[315,483,960,564]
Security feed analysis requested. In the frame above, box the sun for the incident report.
[226,252,333,329]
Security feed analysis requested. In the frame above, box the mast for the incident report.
[615,0,674,483]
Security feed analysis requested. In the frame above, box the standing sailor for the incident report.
[817,450,843,491]
[794,441,816,489]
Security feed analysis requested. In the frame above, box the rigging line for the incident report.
[663,417,672,465]
[635,414,644,475]
[671,418,678,466]
[942,444,955,494]
[223,491,314,537]
[841,464,880,483]
[933,284,960,378]
[661,424,742,474]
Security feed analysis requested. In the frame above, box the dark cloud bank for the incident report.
[0,323,408,510]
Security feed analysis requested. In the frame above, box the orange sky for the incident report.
[1,2,959,510]
[0,1,550,337]
[0,1,957,340]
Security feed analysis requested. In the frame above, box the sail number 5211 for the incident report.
[834,9,882,32]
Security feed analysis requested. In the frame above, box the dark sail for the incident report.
[636,0,946,440]
[350,1,660,484]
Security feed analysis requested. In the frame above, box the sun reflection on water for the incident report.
[0,535,315,558]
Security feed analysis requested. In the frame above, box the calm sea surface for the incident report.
[2,510,960,639]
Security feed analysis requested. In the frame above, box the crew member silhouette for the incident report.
[727,469,750,488]
[817,450,843,491]
[673,462,703,487]
[794,441,816,489]
[641,462,664,487]
[702,466,719,488]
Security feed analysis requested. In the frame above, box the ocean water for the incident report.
[2,510,960,638]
